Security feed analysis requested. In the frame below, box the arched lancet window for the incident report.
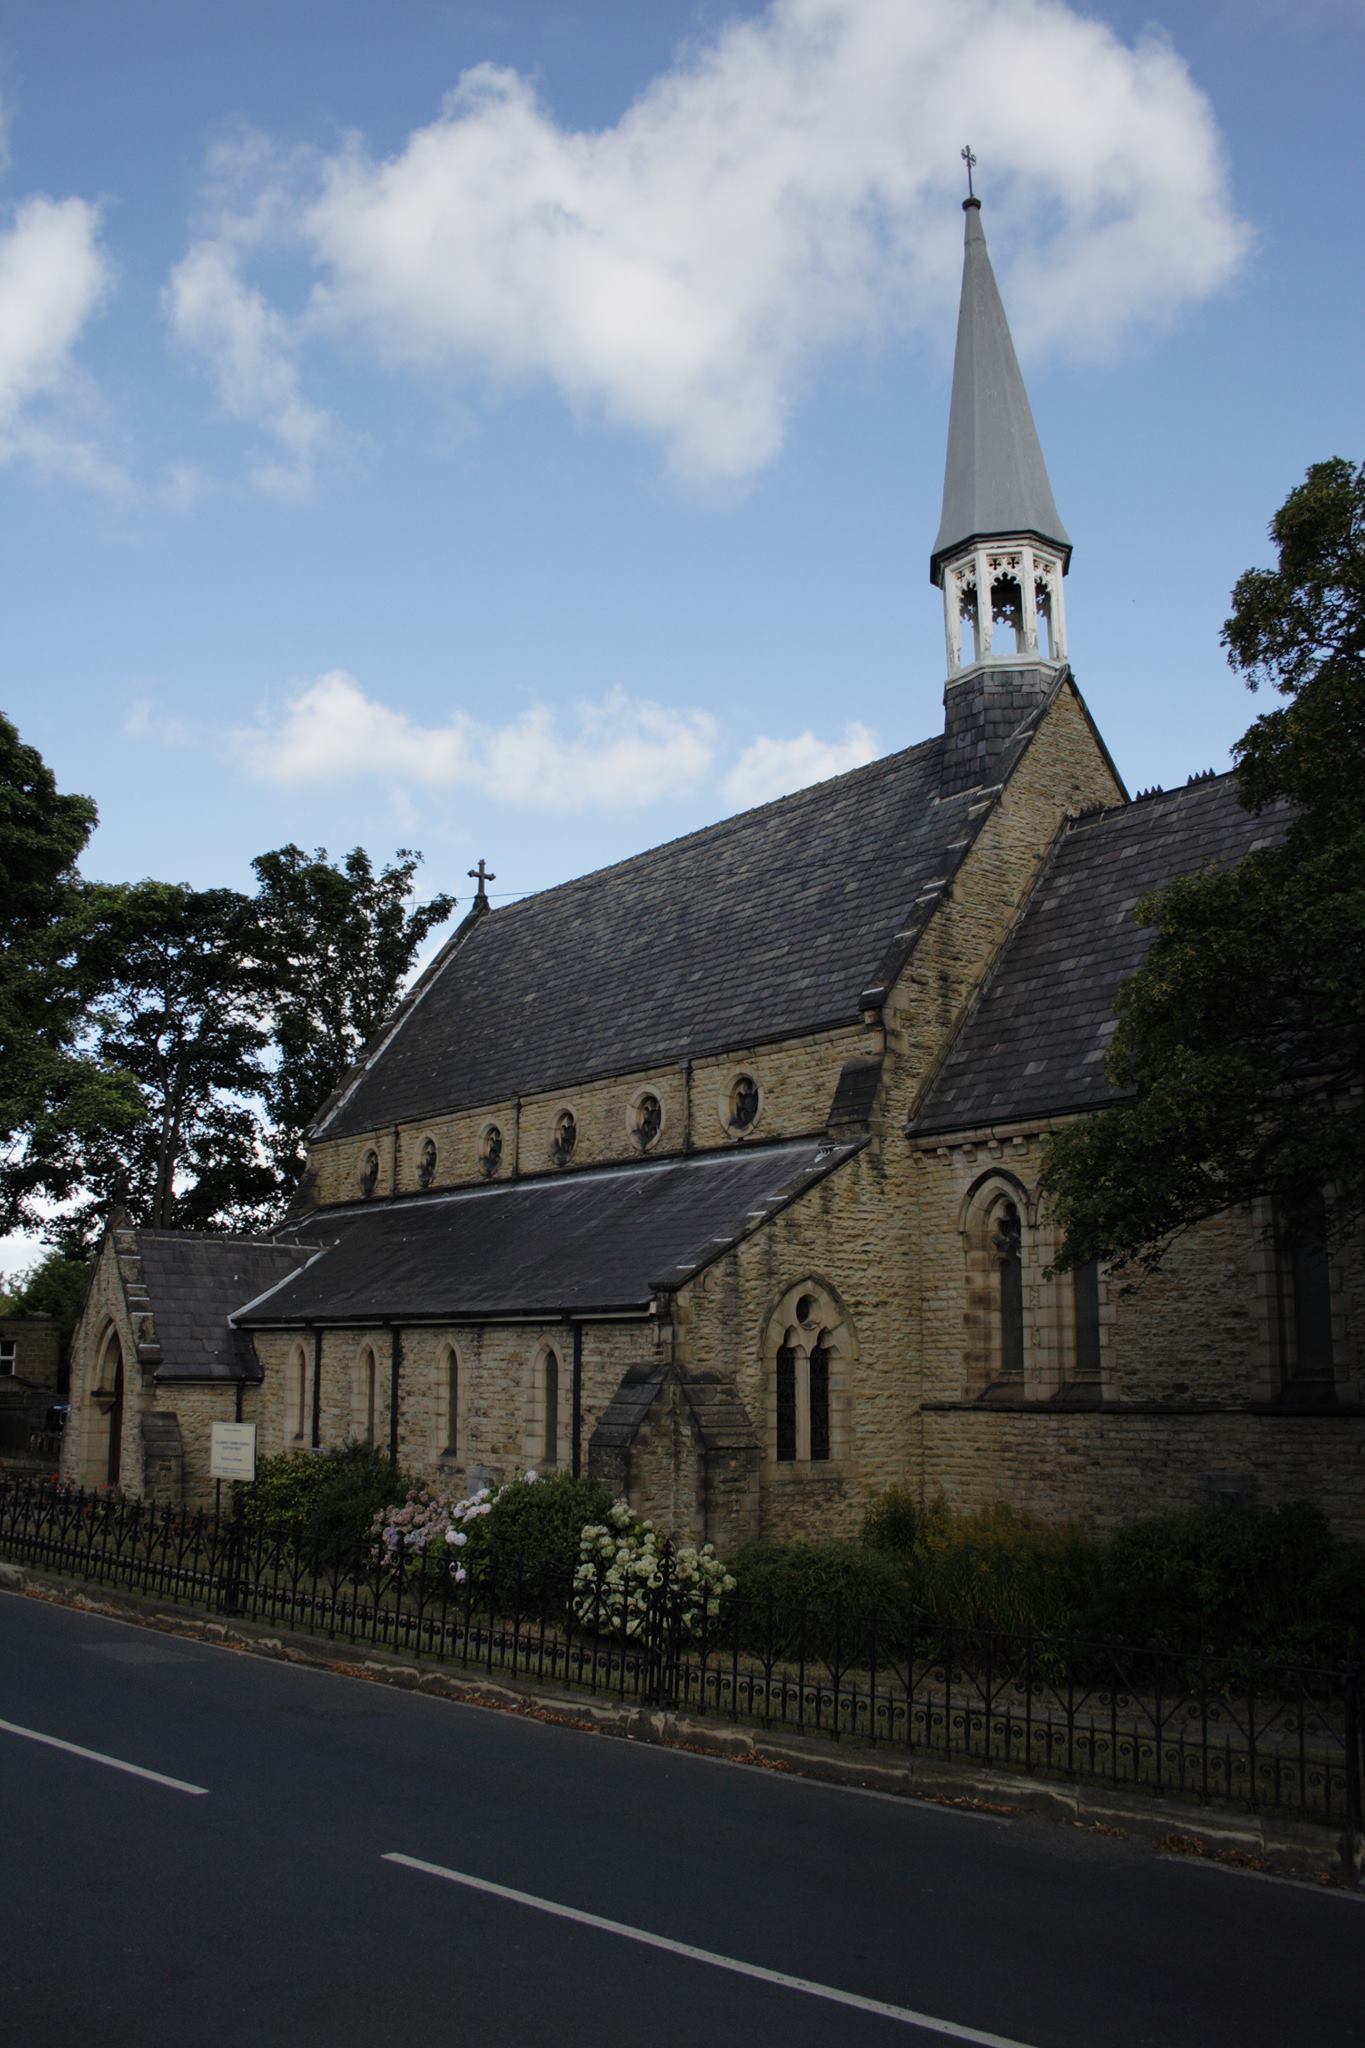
[441,1346,460,1456]
[992,1200,1024,1379]
[962,1177,1035,1397]
[764,1283,853,1466]
[356,1344,378,1445]
[543,1350,560,1467]
[289,1342,308,1442]
[1072,1258,1102,1381]
[1279,1193,1335,1383]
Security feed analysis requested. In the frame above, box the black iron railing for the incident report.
[2,1473,1360,1830]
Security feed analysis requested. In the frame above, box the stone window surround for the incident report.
[358,1147,381,1199]
[959,1170,1109,1401]
[354,1341,379,1445]
[760,1277,854,1470]
[478,1120,504,1178]
[626,1087,665,1151]
[1246,1196,1354,1402]
[550,1106,578,1167]
[288,1340,309,1442]
[417,1133,439,1189]
[718,1070,763,1139]
[523,1337,566,1470]
[438,1343,462,1459]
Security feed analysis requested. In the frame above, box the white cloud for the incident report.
[0,192,115,481]
[723,722,880,808]
[170,0,1246,484]
[165,237,329,496]
[233,669,868,813]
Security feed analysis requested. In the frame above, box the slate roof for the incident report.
[319,733,994,1143]
[931,201,1070,579]
[133,1234,317,1382]
[912,775,1291,1135]
[237,1140,856,1326]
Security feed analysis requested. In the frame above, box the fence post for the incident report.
[219,1484,247,1619]
[1341,1659,1363,1888]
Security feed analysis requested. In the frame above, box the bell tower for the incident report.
[931,158,1072,797]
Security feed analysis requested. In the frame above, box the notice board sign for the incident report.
[210,1420,257,1482]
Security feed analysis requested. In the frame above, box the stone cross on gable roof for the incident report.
[468,858,496,902]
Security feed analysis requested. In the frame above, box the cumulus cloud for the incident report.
[166,238,329,496]
[169,0,1246,485]
[232,670,869,813]
[0,192,115,480]
[723,722,880,807]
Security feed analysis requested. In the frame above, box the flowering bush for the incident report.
[371,1469,615,1597]
[573,1500,735,1641]
[371,1479,495,1586]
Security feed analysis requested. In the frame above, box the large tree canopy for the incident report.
[1042,459,1365,1272]
[1,729,457,1247]
[0,714,143,1236]
[250,844,456,1196]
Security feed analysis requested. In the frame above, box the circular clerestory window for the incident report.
[632,1091,663,1151]
[417,1136,438,1189]
[552,1109,577,1166]
[359,1148,380,1198]
[727,1073,760,1134]
[480,1123,503,1178]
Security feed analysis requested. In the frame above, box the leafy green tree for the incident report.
[1042,459,1365,1272]
[0,714,143,1234]
[250,845,455,1193]
[0,1250,92,1353]
[43,880,277,1243]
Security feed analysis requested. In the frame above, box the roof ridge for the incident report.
[477,733,942,923]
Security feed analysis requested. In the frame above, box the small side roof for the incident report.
[132,1234,317,1382]
[239,1140,856,1326]
[912,775,1291,1135]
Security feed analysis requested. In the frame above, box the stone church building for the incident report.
[62,198,1364,1543]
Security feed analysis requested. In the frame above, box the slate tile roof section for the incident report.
[319,735,990,1141]
[912,774,1291,1135]
[133,1234,318,1382]
[241,1140,856,1325]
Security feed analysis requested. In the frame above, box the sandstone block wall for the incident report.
[304,1023,878,1211]
[251,1316,656,1499]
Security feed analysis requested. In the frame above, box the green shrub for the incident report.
[246,1443,412,1564]
[906,1501,1100,1636]
[1079,1502,1365,1673]
[484,1471,617,1597]
[863,1487,919,1557]
[725,1539,912,1665]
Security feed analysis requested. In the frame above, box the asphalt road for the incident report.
[1,1591,1361,2048]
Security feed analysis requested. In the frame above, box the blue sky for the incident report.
[1,3,1361,941]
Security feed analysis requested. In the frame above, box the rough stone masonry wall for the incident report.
[0,1316,61,1392]
[669,684,1126,1547]
[912,1129,1365,1539]
[304,1022,878,1208]
[252,1317,655,1499]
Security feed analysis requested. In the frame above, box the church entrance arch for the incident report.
[90,1324,125,1487]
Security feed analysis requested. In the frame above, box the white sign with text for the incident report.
[209,1420,257,1482]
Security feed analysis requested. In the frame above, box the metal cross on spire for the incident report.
[960,144,977,200]
[468,858,496,901]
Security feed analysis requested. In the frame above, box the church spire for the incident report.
[930,171,1070,687]
[932,164,1073,796]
